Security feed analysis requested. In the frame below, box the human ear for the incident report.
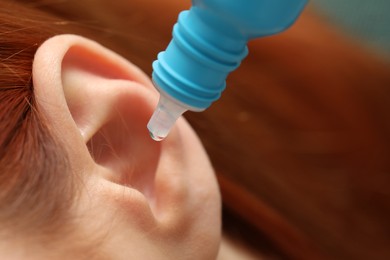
[32,34,163,229]
[32,34,221,258]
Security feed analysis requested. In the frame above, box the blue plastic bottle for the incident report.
[147,0,308,141]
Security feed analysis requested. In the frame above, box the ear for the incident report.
[32,35,222,259]
[32,34,163,228]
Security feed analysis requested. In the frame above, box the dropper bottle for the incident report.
[147,0,308,141]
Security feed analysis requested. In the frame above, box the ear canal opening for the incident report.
[86,112,162,202]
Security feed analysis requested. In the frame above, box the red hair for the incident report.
[0,1,75,236]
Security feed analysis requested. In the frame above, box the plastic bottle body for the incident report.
[192,0,308,38]
[152,9,248,110]
[148,0,308,140]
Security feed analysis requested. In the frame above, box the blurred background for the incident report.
[31,0,390,259]
[313,0,390,58]
[189,1,390,259]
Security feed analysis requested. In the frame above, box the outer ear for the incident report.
[33,35,221,259]
[33,34,156,142]
[32,34,162,226]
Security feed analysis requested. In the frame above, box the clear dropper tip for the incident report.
[149,130,165,142]
[147,94,187,141]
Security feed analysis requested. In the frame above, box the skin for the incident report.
[1,35,221,259]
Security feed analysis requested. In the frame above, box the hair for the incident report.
[0,1,77,238]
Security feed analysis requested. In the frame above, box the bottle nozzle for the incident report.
[147,94,188,141]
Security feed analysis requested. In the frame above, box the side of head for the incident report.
[0,2,221,259]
